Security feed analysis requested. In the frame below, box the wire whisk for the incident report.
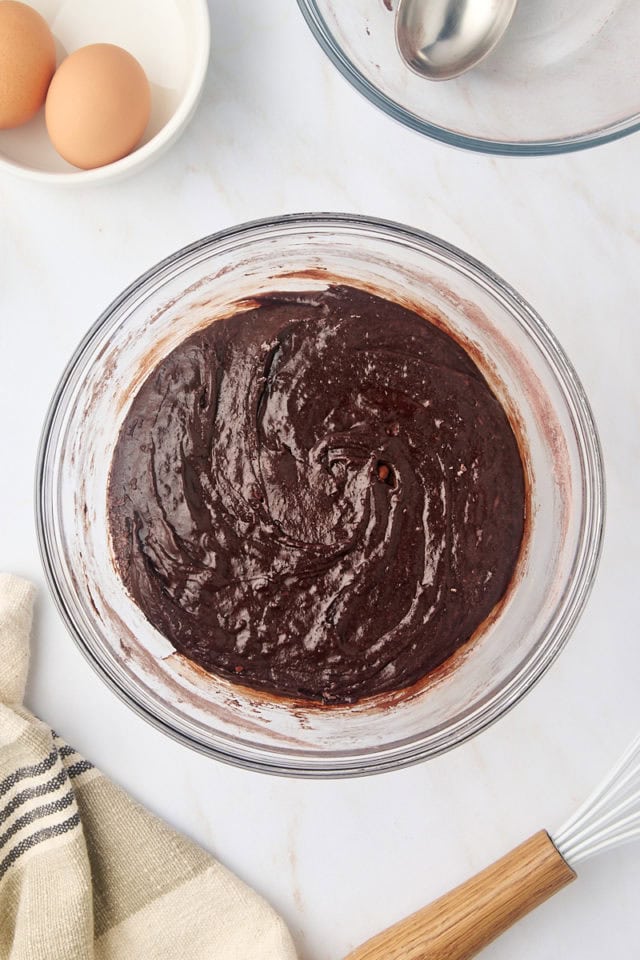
[347,732,640,960]
[555,731,640,864]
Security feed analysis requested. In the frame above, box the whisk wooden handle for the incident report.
[345,831,576,960]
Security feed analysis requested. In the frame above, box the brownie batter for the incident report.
[108,286,525,703]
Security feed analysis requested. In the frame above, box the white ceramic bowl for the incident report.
[0,0,210,183]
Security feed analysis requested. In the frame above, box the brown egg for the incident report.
[0,1,55,129]
[45,43,151,170]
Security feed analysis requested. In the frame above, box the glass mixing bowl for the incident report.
[297,0,640,155]
[37,214,604,776]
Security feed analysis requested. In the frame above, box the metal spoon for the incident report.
[395,0,518,81]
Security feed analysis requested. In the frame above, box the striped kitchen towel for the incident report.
[0,574,298,960]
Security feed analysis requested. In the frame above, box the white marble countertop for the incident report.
[1,1,639,956]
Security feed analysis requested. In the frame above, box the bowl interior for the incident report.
[0,0,209,181]
[299,0,640,153]
[38,217,603,775]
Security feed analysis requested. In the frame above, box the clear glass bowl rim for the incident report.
[296,0,640,157]
[36,212,606,777]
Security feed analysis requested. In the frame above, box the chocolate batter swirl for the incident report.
[108,286,525,703]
